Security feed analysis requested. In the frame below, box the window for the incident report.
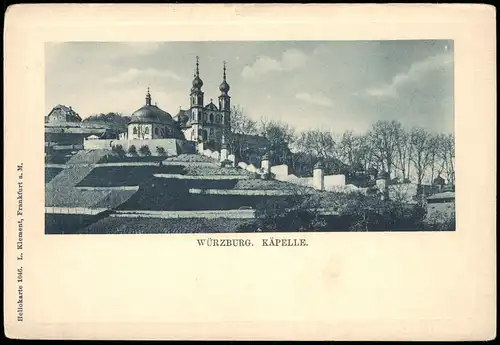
[155,127,159,135]
[210,113,214,123]
[133,127,138,134]
[216,115,221,123]
[145,127,149,134]
[209,128,214,137]
[203,113,207,122]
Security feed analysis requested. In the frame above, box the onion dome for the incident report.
[219,80,230,93]
[192,56,203,89]
[128,89,173,125]
[192,76,203,89]
[219,61,230,94]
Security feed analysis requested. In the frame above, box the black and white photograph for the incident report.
[44,40,456,234]
[6,4,496,342]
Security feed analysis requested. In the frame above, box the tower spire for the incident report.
[191,56,203,90]
[196,56,200,78]
[145,87,151,106]
[219,61,230,95]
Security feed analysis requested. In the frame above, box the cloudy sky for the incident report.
[46,40,454,134]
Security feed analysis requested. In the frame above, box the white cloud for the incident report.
[295,92,333,107]
[104,67,184,84]
[242,48,308,80]
[365,51,453,99]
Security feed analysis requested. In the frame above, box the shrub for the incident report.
[339,192,426,231]
[128,145,137,156]
[139,145,151,156]
[156,146,166,156]
[220,159,233,167]
[253,185,324,232]
[260,171,276,180]
[254,188,428,232]
[112,144,126,158]
[424,208,455,231]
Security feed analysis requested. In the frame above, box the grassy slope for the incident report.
[80,217,256,234]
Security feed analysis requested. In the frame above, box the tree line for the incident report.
[228,105,455,191]
[82,108,455,191]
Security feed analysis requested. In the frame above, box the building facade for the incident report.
[45,104,114,153]
[45,104,82,124]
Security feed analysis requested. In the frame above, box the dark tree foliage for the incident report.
[83,112,131,133]
[156,146,166,156]
[139,145,152,156]
[254,190,429,232]
[128,145,137,156]
[111,144,126,158]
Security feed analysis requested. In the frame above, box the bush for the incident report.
[220,159,233,167]
[128,145,137,156]
[112,144,126,158]
[424,208,455,231]
[260,171,276,180]
[254,188,428,232]
[339,193,426,231]
[253,186,325,232]
[139,145,151,156]
[156,146,166,156]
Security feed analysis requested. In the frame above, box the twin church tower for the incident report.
[127,56,232,150]
[174,56,231,150]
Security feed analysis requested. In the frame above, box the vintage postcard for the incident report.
[4,4,496,340]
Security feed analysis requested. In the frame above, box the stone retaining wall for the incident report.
[45,207,109,215]
[112,209,255,219]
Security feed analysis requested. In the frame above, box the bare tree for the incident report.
[426,134,442,184]
[439,133,455,186]
[394,129,412,182]
[367,120,405,179]
[227,105,258,159]
[337,130,357,167]
[296,129,337,160]
[229,105,257,135]
[409,127,435,195]
[336,131,376,172]
[258,118,296,165]
[355,134,375,172]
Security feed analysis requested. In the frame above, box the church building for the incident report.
[125,88,184,140]
[173,57,231,151]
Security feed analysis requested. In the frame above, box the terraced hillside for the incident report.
[45,149,138,208]
[46,151,320,234]
[45,167,63,183]
[77,165,185,187]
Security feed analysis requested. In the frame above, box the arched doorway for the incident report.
[200,129,208,142]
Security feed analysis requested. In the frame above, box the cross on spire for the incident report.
[223,60,227,81]
[145,87,151,106]
[195,56,200,77]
